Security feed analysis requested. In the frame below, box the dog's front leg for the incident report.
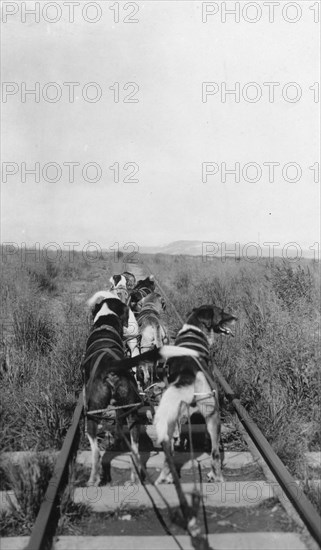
[87,420,101,486]
[202,403,224,483]
[127,414,142,483]
[155,422,178,485]
[195,372,224,483]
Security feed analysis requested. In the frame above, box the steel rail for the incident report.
[142,260,321,547]
[25,260,321,549]
[213,365,321,547]
[25,393,84,550]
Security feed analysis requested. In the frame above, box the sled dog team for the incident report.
[84,271,237,486]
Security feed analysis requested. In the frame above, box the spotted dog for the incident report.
[135,292,169,388]
[84,291,202,486]
[154,305,237,485]
[129,275,155,313]
[109,277,140,358]
[122,271,136,291]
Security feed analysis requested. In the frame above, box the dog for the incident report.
[109,274,130,304]
[108,278,140,358]
[84,291,202,486]
[122,271,136,291]
[153,305,237,485]
[129,275,155,313]
[135,292,169,388]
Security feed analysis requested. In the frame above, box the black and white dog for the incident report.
[122,271,136,291]
[129,275,155,313]
[84,291,201,486]
[154,305,237,485]
[135,292,169,388]
[109,278,140,358]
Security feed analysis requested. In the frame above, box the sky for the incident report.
[1,1,320,252]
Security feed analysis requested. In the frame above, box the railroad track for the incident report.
[1,260,321,550]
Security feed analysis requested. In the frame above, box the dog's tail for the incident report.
[154,383,195,444]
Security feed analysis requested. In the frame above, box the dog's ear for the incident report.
[195,306,214,329]
[187,307,197,318]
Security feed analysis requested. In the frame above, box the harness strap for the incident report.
[86,402,142,415]
[84,350,108,411]
[138,304,160,316]
[133,287,151,301]
[89,324,123,342]
[175,327,210,359]
[192,356,217,395]
[83,340,123,366]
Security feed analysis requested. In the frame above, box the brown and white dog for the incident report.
[135,292,169,388]
[129,276,155,313]
[84,291,202,486]
[154,305,237,485]
[109,277,140,358]
[122,271,136,291]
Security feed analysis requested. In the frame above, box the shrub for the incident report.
[0,455,54,535]
[12,299,55,355]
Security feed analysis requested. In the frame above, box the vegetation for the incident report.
[146,253,321,484]
[0,246,320,534]
[0,454,54,535]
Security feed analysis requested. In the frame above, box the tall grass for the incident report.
[146,253,321,503]
[0,454,54,535]
[0,248,319,515]
[0,247,120,452]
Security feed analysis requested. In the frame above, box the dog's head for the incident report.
[109,275,129,304]
[186,305,237,345]
[134,275,155,291]
[87,291,130,328]
[130,276,156,311]
[122,271,136,291]
[109,274,127,289]
[135,292,166,313]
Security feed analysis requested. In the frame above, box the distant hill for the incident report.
[140,240,316,259]
[141,241,204,256]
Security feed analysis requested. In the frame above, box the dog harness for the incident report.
[83,323,142,420]
[130,285,154,307]
[109,284,130,305]
[173,325,216,401]
[175,324,210,360]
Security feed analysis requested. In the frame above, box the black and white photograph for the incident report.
[1,2,320,549]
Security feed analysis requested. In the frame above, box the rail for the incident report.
[24,260,321,549]
[213,365,321,546]
[26,394,84,550]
